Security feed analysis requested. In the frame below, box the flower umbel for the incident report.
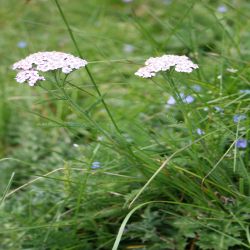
[12,51,88,86]
[135,54,198,78]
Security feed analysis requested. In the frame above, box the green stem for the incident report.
[165,74,194,137]
[54,0,82,58]
[54,76,111,140]
[85,66,122,134]
[54,0,121,134]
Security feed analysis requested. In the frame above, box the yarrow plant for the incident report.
[12,51,88,86]
[12,50,121,136]
[135,54,198,78]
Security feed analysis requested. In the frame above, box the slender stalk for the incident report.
[53,76,111,140]
[54,0,121,134]
[54,0,82,58]
[233,122,240,172]
[84,66,122,134]
[164,73,195,139]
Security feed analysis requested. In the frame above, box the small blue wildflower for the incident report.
[123,44,135,53]
[233,114,246,123]
[91,161,101,169]
[214,106,224,112]
[184,95,195,104]
[166,94,194,106]
[192,85,202,92]
[239,89,250,94]
[167,96,176,105]
[196,128,205,135]
[217,5,228,13]
[17,41,27,49]
[236,139,247,149]
[179,93,185,99]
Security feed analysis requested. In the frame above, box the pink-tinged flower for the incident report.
[12,51,88,86]
[15,70,45,86]
[135,55,198,78]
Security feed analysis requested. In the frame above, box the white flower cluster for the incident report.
[13,51,88,86]
[135,54,198,78]
[15,70,46,86]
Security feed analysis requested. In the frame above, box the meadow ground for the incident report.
[0,0,250,249]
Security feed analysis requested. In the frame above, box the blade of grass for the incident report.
[0,172,15,205]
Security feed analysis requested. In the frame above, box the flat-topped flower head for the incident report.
[135,54,198,78]
[12,51,88,86]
